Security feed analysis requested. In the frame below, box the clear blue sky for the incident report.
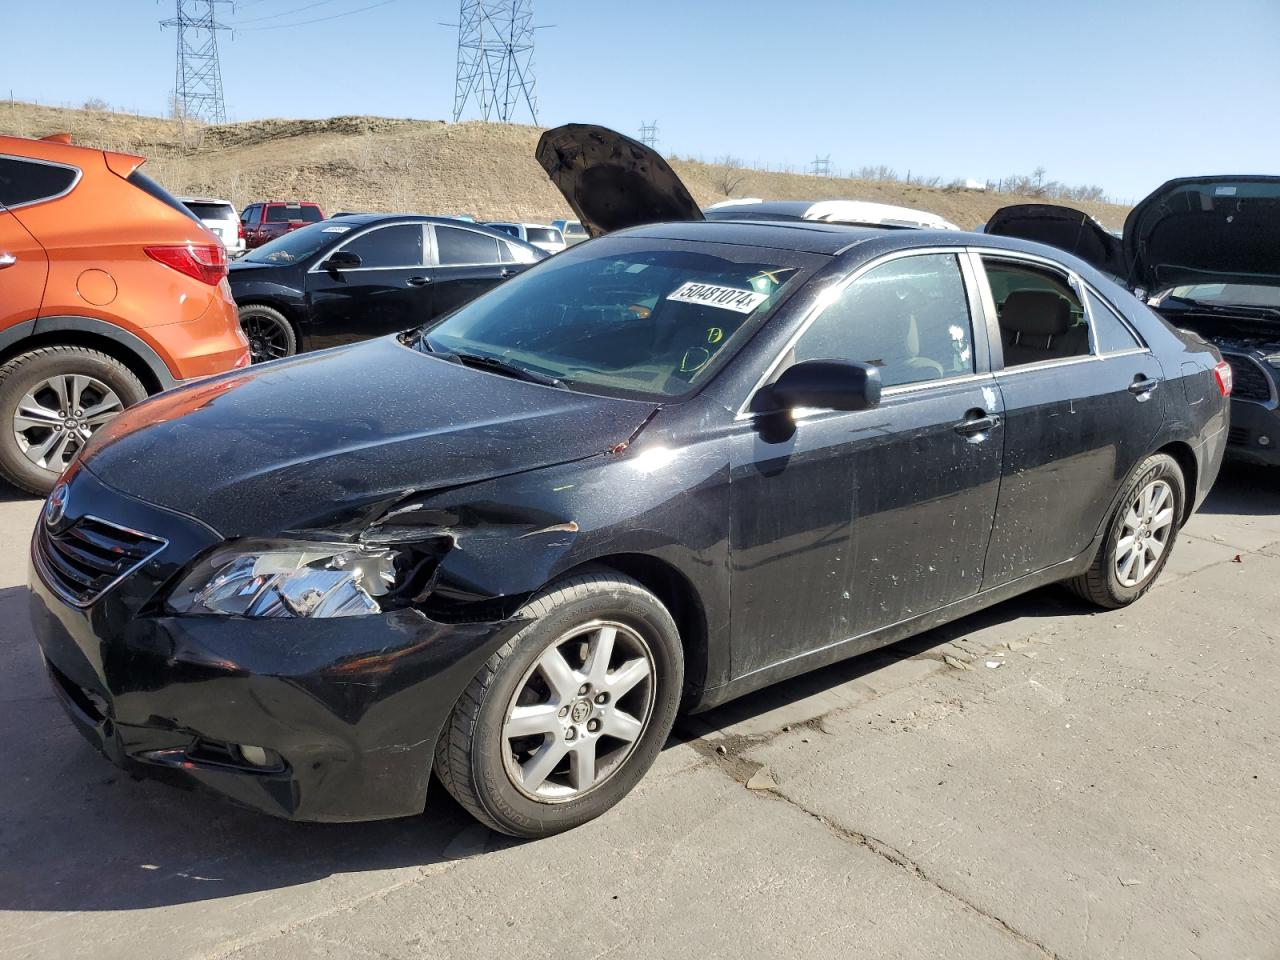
[6,0,1278,201]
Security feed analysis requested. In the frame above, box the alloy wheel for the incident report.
[502,619,656,802]
[241,313,292,363]
[1114,479,1175,588]
[13,374,123,471]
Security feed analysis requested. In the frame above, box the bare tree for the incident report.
[712,155,747,197]
[82,97,109,112]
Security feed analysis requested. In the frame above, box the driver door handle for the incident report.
[406,276,432,287]
[498,268,516,279]
[0,252,16,269]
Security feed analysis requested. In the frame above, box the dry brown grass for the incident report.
[0,101,1130,230]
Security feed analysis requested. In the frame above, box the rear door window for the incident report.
[0,157,78,208]
[791,253,975,388]
[185,201,235,220]
[435,225,501,265]
[981,258,1090,368]
[337,223,425,269]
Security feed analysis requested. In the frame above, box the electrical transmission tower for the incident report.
[161,0,231,125]
[452,0,539,124]
[811,154,832,177]
[639,121,659,149]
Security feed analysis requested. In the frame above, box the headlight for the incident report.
[1264,353,1280,369]
[168,541,400,618]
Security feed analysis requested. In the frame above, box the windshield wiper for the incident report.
[446,351,566,388]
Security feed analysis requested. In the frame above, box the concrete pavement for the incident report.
[1,463,1277,960]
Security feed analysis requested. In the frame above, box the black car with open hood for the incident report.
[985,204,1126,279]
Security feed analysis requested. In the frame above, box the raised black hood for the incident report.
[79,337,658,538]
[536,124,703,238]
[984,204,1126,278]
[1125,176,1280,293]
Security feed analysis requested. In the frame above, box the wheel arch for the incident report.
[1155,439,1198,525]
[0,317,170,394]
[559,553,709,707]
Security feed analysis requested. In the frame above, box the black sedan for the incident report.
[227,214,547,363]
[29,126,1228,839]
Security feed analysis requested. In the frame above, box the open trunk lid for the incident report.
[536,124,703,238]
[1125,176,1280,293]
[984,203,1126,278]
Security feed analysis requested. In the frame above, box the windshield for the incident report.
[243,221,349,264]
[185,201,234,220]
[422,238,808,400]
[1166,283,1280,309]
[564,223,588,237]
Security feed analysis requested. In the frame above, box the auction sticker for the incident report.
[667,281,768,314]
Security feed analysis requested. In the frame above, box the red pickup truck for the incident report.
[239,201,326,249]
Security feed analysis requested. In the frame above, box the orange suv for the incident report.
[0,134,249,494]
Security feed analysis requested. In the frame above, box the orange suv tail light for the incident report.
[1213,360,1233,397]
[145,242,227,285]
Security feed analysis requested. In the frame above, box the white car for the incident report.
[551,218,590,246]
[704,198,961,231]
[178,196,245,256]
[485,221,567,255]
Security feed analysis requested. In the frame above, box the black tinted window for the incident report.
[339,224,424,268]
[127,171,201,223]
[184,201,235,220]
[436,226,501,265]
[1086,289,1142,353]
[299,205,324,223]
[793,254,974,387]
[266,205,297,223]
[0,158,78,207]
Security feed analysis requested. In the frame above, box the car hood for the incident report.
[79,337,658,538]
[1124,176,1280,292]
[984,204,1126,278]
[536,124,703,237]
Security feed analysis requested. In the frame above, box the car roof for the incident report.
[177,196,233,206]
[610,219,1109,274]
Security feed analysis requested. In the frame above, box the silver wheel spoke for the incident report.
[536,646,582,703]
[80,396,123,424]
[15,398,61,426]
[1118,545,1139,582]
[1150,507,1175,533]
[569,739,597,791]
[584,625,617,686]
[1124,507,1141,531]
[1134,549,1148,583]
[606,657,650,698]
[68,375,91,413]
[1146,537,1165,561]
[504,704,560,740]
[600,709,643,743]
[519,739,569,792]
[48,376,70,412]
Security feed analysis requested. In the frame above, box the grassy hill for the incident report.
[1,101,1130,230]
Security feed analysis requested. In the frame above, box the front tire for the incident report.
[0,346,147,496]
[1068,453,1185,608]
[434,570,684,838]
[237,304,297,364]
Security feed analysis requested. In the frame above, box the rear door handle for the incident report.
[953,411,1000,437]
[0,252,16,269]
[1128,376,1159,396]
[499,268,516,278]
[406,276,432,287]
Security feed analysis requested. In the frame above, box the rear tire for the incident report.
[433,570,683,838]
[1067,453,1185,608]
[0,346,147,496]
[237,304,297,363]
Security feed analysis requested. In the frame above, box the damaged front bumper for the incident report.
[27,468,523,822]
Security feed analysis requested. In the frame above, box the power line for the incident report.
[811,154,832,177]
[452,0,539,124]
[235,0,399,32]
[161,1,232,125]
[639,121,658,149]
[231,0,342,26]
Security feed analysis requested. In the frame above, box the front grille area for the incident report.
[1228,426,1251,446]
[1223,353,1275,403]
[35,515,167,607]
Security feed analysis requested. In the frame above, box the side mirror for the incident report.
[322,250,362,272]
[759,359,882,413]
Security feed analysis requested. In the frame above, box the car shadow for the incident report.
[1197,460,1280,516]
[0,580,1091,914]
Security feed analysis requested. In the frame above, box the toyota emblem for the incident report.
[44,482,68,528]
